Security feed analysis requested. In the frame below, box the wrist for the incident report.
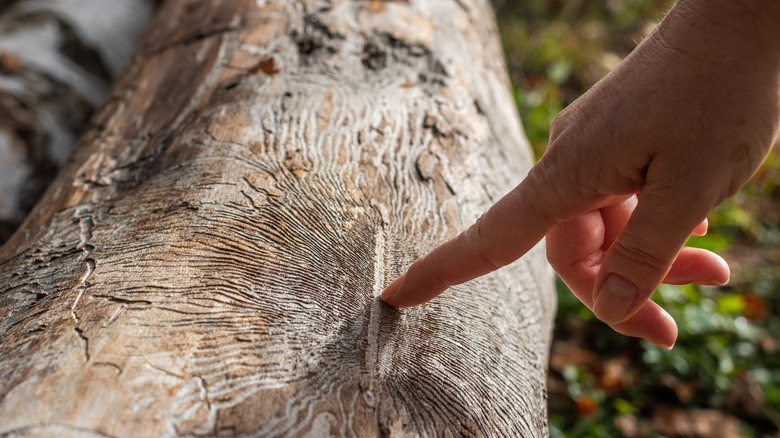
[674,0,780,55]
[636,0,780,83]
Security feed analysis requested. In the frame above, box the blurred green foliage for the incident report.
[498,0,668,158]
[496,1,780,436]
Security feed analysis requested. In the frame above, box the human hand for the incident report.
[545,195,728,348]
[381,0,780,347]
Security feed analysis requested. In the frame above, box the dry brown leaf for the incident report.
[652,406,747,438]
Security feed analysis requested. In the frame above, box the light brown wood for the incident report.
[0,0,555,436]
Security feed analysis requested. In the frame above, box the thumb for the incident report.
[592,187,711,324]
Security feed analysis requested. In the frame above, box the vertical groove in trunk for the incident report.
[0,0,555,436]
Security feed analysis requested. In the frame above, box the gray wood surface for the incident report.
[0,0,555,436]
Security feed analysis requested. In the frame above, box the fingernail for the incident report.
[380,275,405,306]
[648,338,675,350]
[700,278,727,286]
[651,341,675,350]
[593,274,639,324]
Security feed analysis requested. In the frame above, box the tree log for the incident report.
[0,0,555,436]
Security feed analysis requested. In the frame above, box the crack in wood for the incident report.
[74,326,90,362]
[143,25,240,57]
[145,362,185,379]
[93,295,152,306]
[94,362,122,375]
[71,214,96,324]
[195,376,212,410]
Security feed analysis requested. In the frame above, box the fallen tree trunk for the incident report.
[0,0,555,436]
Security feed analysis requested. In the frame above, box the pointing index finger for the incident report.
[380,180,559,307]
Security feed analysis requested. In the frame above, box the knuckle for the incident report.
[609,238,670,278]
[523,159,585,224]
[464,217,501,271]
[414,254,450,290]
[428,263,451,290]
[549,108,574,140]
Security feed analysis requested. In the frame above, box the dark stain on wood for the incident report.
[249,57,280,75]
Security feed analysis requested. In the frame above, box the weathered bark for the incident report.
[0,0,555,436]
[0,0,155,242]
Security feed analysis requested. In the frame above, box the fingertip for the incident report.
[706,253,730,286]
[645,306,678,349]
[717,254,730,284]
[610,300,678,349]
[692,218,709,236]
[664,247,730,286]
[379,274,406,307]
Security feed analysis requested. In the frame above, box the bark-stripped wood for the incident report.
[0,0,555,436]
[0,0,155,243]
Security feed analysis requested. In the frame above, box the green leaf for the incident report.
[716,294,746,315]
[686,234,733,252]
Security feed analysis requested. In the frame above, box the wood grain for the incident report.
[0,0,555,436]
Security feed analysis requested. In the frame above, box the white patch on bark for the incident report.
[363,223,385,413]
[17,0,154,77]
[0,21,107,106]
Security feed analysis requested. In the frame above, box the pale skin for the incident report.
[381,0,780,349]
